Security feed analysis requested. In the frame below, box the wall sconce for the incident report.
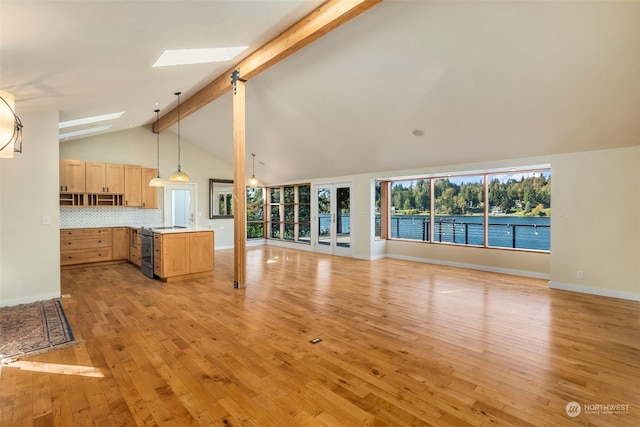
[0,90,23,158]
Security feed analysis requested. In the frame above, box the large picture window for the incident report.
[487,171,551,250]
[390,180,430,241]
[379,168,551,252]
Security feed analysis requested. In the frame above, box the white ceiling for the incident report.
[2,1,639,184]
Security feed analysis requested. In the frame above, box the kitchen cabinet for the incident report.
[60,159,85,193]
[60,228,112,266]
[112,227,129,260]
[86,162,125,194]
[124,165,142,207]
[129,227,141,266]
[141,168,159,209]
[189,231,214,273]
[153,231,214,281]
[60,159,158,209]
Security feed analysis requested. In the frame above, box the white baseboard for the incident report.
[0,292,62,308]
[385,254,550,280]
[549,281,640,302]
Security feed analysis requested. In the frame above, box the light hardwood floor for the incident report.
[1,246,638,426]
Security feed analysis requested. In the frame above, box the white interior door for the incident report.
[163,182,197,227]
[312,182,353,257]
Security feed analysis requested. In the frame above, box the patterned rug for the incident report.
[0,299,76,364]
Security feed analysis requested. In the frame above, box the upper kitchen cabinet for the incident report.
[124,165,142,207]
[141,168,159,209]
[86,162,125,194]
[60,159,85,193]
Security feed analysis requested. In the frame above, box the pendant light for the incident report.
[148,109,165,187]
[248,153,259,188]
[168,91,190,182]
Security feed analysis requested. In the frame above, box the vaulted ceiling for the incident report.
[2,1,639,184]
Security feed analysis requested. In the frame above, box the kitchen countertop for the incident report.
[147,226,214,235]
[60,225,213,234]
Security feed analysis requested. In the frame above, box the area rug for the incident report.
[0,299,77,364]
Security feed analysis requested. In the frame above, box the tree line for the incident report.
[387,173,551,216]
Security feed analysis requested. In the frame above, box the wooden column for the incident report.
[232,75,247,288]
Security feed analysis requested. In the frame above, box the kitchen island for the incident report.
[150,227,215,282]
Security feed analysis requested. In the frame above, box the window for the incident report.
[247,187,264,239]
[389,180,430,241]
[433,175,484,245]
[487,171,551,250]
[267,184,311,244]
[380,168,550,252]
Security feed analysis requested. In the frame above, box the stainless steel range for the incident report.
[140,227,154,278]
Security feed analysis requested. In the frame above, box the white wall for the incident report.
[0,111,61,306]
[549,146,640,300]
[59,126,236,249]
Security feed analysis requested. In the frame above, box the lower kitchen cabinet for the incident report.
[60,228,112,266]
[153,231,214,281]
[112,227,129,260]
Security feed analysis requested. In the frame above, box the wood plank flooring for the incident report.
[1,246,638,426]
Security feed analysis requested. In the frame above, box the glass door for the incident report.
[312,182,353,257]
[163,182,197,227]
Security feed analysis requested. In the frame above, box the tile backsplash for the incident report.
[60,207,163,228]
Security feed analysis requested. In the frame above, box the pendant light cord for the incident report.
[154,109,161,177]
[175,91,182,172]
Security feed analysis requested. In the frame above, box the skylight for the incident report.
[59,111,124,129]
[152,46,249,67]
[59,125,112,140]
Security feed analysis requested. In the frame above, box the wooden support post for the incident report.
[232,76,247,289]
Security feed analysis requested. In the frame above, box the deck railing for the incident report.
[376,215,550,251]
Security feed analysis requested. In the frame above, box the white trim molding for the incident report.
[549,281,640,302]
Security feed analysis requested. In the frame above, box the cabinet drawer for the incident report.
[60,228,112,238]
[61,248,113,265]
[61,236,111,250]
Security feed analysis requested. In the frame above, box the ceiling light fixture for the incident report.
[0,90,24,158]
[149,109,165,187]
[153,46,249,67]
[248,153,259,188]
[168,92,190,183]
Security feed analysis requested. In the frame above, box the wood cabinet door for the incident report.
[161,233,190,277]
[189,232,214,273]
[85,162,106,193]
[105,163,125,194]
[141,168,158,209]
[124,165,142,207]
[61,159,86,193]
[112,227,129,260]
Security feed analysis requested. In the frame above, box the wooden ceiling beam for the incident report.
[154,0,382,133]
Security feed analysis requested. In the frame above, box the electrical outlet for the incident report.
[576,270,584,280]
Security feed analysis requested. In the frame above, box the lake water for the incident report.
[390,215,550,251]
[320,214,550,251]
